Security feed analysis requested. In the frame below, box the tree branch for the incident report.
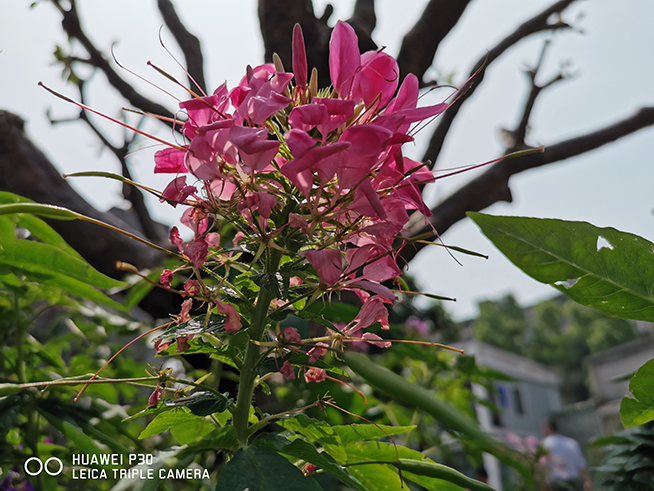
[0,110,164,277]
[156,0,207,95]
[348,0,376,37]
[400,106,654,264]
[397,0,472,85]
[422,0,576,166]
[52,0,175,120]
[501,39,569,153]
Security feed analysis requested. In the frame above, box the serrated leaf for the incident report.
[215,446,322,491]
[468,213,654,322]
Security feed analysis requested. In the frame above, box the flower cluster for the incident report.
[153,21,448,378]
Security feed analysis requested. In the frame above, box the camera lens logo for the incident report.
[24,457,64,476]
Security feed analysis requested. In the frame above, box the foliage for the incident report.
[469,212,654,425]
[591,423,654,490]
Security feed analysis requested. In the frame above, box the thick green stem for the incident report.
[233,249,282,447]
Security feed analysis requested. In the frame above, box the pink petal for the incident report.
[329,21,360,98]
[183,239,208,269]
[155,148,188,174]
[279,360,296,380]
[230,125,280,172]
[351,295,389,330]
[363,255,401,283]
[288,104,329,132]
[215,299,242,332]
[292,24,308,87]
[305,249,343,286]
[308,342,328,364]
[160,269,173,288]
[281,327,302,345]
[161,176,196,207]
[348,279,397,303]
[286,129,317,158]
[353,51,399,108]
[304,367,326,383]
[361,332,391,348]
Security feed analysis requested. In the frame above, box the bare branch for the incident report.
[399,106,654,264]
[501,39,569,152]
[53,0,175,120]
[347,0,377,54]
[348,0,376,37]
[397,0,472,84]
[0,110,164,276]
[422,0,576,166]
[157,0,207,94]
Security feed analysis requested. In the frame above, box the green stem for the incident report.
[233,249,282,447]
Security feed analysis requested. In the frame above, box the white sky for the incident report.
[1,0,653,320]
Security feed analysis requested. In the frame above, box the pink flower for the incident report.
[169,227,184,251]
[183,280,202,297]
[183,239,208,269]
[176,334,193,353]
[308,342,328,364]
[160,269,173,288]
[302,463,316,476]
[279,361,295,380]
[280,327,302,345]
[304,367,326,383]
[148,386,162,408]
[161,176,196,207]
[177,298,193,325]
[349,296,390,331]
[154,338,171,353]
[405,316,430,336]
[214,299,242,332]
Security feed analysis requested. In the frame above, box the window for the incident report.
[512,387,524,416]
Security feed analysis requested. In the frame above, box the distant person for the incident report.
[542,419,593,491]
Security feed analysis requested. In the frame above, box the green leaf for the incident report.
[39,410,105,459]
[139,408,214,443]
[620,358,654,427]
[468,213,654,322]
[215,446,322,491]
[341,442,465,491]
[331,424,415,444]
[253,433,364,490]
[0,240,124,289]
[169,391,233,416]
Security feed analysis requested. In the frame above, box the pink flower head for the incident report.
[148,386,162,408]
[308,342,328,364]
[405,316,430,336]
[279,360,295,380]
[177,298,193,325]
[161,176,196,207]
[183,280,202,297]
[280,327,302,345]
[214,299,242,332]
[160,269,173,288]
[302,463,316,476]
[349,295,390,331]
[176,334,194,353]
[183,239,209,269]
[304,367,326,383]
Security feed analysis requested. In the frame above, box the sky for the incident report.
[1,0,653,320]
